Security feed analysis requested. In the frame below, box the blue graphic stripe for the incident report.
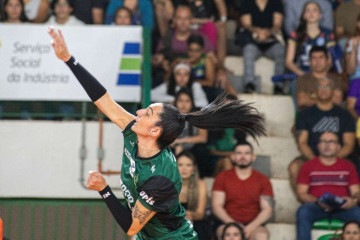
[117,73,141,85]
[123,43,141,54]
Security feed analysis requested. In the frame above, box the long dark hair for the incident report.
[296,2,322,55]
[221,222,245,240]
[155,92,266,149]
[1,0,28,22]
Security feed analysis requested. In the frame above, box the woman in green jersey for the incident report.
[48,27,265,240]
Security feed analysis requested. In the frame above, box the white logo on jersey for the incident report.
[102,192,111,199]
[130,140,135,147]
[120,178,134,203]
[124,148,136,177]
[151,165,156,173]
[140,191,155,205]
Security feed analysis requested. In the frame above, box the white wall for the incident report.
[0,120,125,198]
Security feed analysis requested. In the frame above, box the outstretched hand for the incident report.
[48,27,71,62]
[87,171,108,191]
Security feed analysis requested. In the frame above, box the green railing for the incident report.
[0,198,127,240]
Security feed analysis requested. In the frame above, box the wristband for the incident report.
[220,16,227,23]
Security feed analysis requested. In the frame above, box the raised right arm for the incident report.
[48,27,135,129]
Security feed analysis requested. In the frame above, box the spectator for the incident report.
[151,62,208,108]
[345,14,360,80]
[283,0,333,37]
[285,2,336,77]
[340,221,360,240]
[113,6,132,26]
[0,0,28,23]
[72,0,106,24]
[170,88,208,155]
[238,0,285,94]
[155,5,214,63]
[288,77,356,193]
[46,0,85,25]
[173,0,228,66]
[24,0,49,23]
[212,142,273,240]
[335,0,360,50]
[296,46,345,110]
[221,222,246,240]
[296,132,360,240]
[105,0,154,29]
[177,151,211,240]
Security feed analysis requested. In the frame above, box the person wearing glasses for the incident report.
[288,78,355,193]
[296,131,360,240]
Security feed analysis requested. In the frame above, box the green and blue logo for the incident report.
[117,42,141,86]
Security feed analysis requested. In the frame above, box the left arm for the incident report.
[214,0,227,20]
[244,195,273,237]
[186,179,208,221]
[341,184,360,209]
[87,172,157,236]
[338,132,355,159]
[272,12,283,33]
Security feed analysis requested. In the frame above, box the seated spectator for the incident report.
[152,5,215,88]
[285,2,336,77]
[288,77,356,193]
[113,6,132,26]
[335,0,360,51]
[105,0,154,29]
[72,0,106,24]
[46,0,85,25]
[170,88,208,156]
[340,221,360,240]
[215,67,238,97]
[212,142,273,240]
[283,0,333,37]
[177,151,211,240]
[296,46,345,110]
[238,0,285,94]
[24,0,50,23]
[151,62,208,108]
[221,222,245,240]
[1,0,28,23]
[154,5,214,65]
[345,14,360,80]
[173,0,228,66]
[296,132,360,240]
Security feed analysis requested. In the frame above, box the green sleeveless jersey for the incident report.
[120,121,198,240]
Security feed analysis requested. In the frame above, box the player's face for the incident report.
[343,223,360,240]
[174,69,190,87]
[132,103,163,138]
[223,226,243,240]
[177,155,195,179]
[317,132,340,158]
[231,145,255,169]
[176,93,193,114]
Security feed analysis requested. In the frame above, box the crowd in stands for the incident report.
[3,0,360,239]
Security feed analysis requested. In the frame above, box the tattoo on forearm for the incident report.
[134,205,152,225]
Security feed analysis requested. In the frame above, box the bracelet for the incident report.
[220,16,227,23]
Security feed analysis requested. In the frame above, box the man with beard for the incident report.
[296,132,360,240]
[212,142,274,240]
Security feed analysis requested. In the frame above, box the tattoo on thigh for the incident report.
[134,205,152,225]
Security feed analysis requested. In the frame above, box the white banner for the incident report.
[0,25,142,102]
